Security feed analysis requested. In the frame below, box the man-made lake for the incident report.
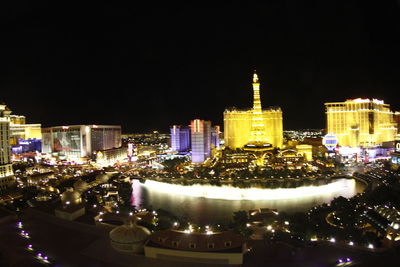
[131,178,365,224]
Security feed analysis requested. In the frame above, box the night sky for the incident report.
[1,1,400,133]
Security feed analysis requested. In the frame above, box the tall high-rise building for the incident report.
[325,98,398,147]
[41,125,121,160]
[0,104,15,190]
[223,71,283,149]
[190,119,211,163]
[170,125,191,152]
[211,125,220,149]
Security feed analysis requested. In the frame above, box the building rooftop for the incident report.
[325,98,389,106]
[42,125,121,130]
[224,106,282,113]
[146,230,244,253]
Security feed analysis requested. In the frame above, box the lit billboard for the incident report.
[53,130,81,153]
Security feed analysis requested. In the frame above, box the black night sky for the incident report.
[1,1,400,133]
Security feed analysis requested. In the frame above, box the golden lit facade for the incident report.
[296,144,313,161]
[0,104,15,190]
[95,147,127,166]
[7,114,41,145]
[248,72,269,145]
[9,123,42,145]
[9,115,26,124]
[325,98,397,147]
[223,72,283,149]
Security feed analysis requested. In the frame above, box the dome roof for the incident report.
[109,223,151,244]
[61,188,82,205]
[73,179,89,192]
[96,173,109,184]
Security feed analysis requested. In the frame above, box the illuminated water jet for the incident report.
[142,179,356,201]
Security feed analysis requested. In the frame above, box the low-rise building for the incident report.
[296,144,313,161]
[144,230,246,265]
[55,188,85,221]
[219,151,252,169]
[110,221,151,254]
[274,149,305,169]
[95,147,127,166]
[374,204,400,242]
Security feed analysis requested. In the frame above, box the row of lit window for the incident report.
[158,237,232,249]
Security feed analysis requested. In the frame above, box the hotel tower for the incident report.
[0,104,15,190]
[325,98,398,147]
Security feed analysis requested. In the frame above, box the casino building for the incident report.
[170,125,191,152]
[170,121,220,164]
[325,98,398,148]
[41,125,121,161]
[0,106,42,155]
[9,115,41,145]
[223,71,283,150]
[0,104,14,190]
[9,114,42,154]
[190,119,212,163]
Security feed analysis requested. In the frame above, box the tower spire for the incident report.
[244,70,272,166]
[253,69,259,83]
[251,69,262,112]
[247,70,269,145]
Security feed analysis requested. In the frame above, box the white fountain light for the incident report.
[142,179,356,201]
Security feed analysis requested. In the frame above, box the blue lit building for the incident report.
[190,119,211,163]
[170,125,191,152]
[211,125,220,149]
[11,138,42,154]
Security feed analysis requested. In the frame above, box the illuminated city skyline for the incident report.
[2,2,400,132]
[3,3,400,267]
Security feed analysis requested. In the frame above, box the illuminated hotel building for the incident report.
[9,115,26,124]
[41,125,121,160]
[394,112,400,133]
[211,125,220,149]
[190,119,211,163]
[8,114,42,153]
[223,72,283,149]
[170,125,191,152]
[9,115,41,144]
[325,98,398,147]
[0,104,14,190]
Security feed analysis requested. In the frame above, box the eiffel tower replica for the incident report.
[243,70,273,165]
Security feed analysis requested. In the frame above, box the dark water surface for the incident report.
[131,178,365,224]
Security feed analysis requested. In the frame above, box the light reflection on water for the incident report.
[131,178,365,224]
